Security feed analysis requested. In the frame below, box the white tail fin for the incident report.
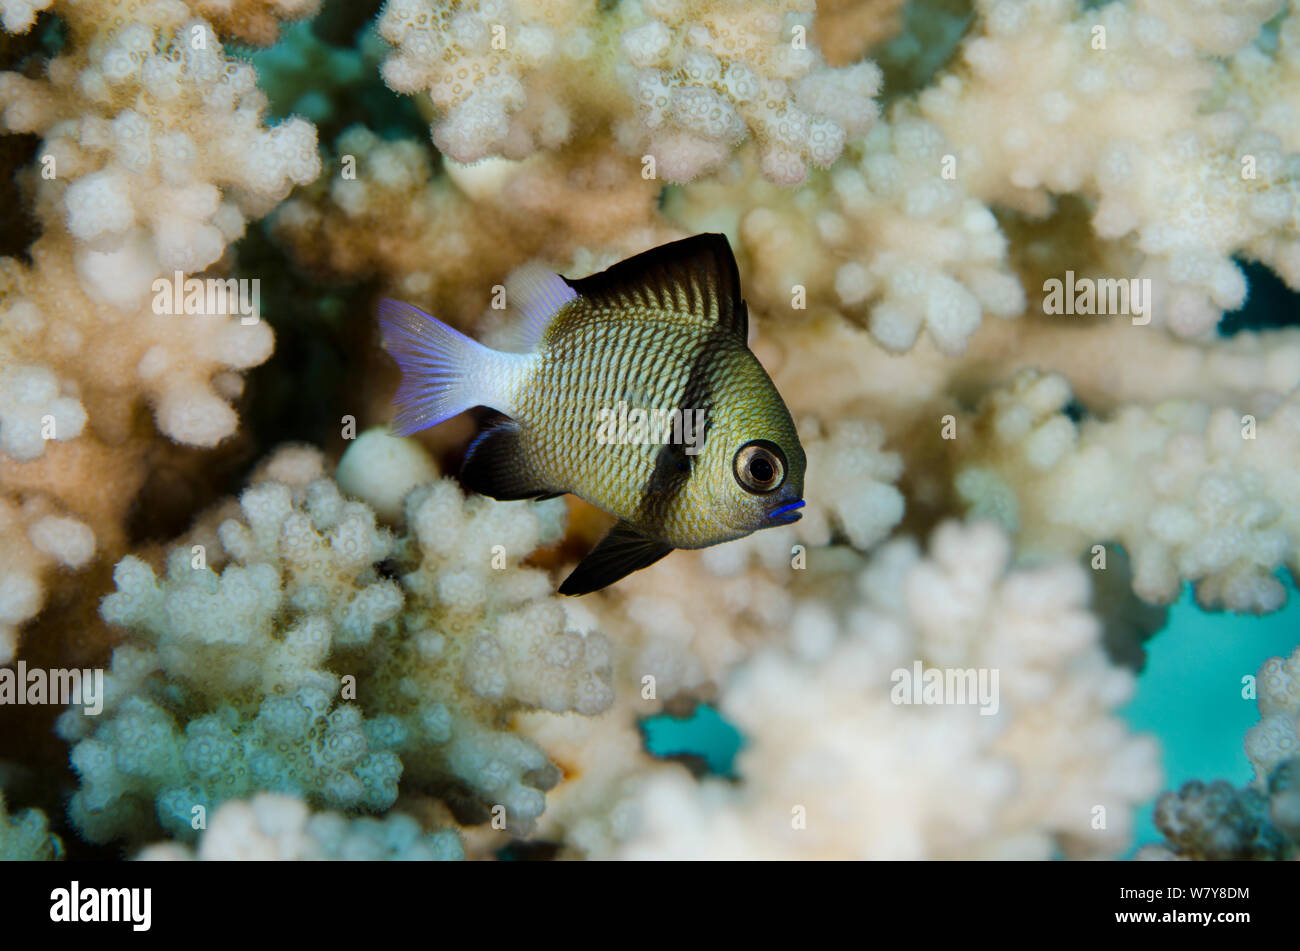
[378,299,519,435]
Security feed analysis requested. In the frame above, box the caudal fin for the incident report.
[378,298,506,435]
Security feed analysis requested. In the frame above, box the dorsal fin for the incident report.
[496,262,579,352]
[563,233,748,342]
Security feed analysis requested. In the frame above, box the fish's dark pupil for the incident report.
[749,456,774,483]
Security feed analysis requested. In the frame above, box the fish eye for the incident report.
[734,440,786,494]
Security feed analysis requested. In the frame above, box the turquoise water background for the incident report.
[1122,581,1298,855]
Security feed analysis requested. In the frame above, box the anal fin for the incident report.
[460,420,558,501]
[558,520,674,596]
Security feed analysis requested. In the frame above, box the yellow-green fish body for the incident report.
[380,234,806,594]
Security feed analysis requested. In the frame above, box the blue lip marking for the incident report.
[769,499,806,520]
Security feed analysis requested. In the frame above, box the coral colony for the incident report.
[0,0,1298,862]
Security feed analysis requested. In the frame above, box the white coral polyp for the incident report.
[0,365,87,460]
[27,514,95,568]
[64,168,136,241]
[0,0,54,34]
[155,382,240,447]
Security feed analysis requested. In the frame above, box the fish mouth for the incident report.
[767,499,805,525]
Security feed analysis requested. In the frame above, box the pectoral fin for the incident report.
[460,419,560,501]
[558,520,674,596]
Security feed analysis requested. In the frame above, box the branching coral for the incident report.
[533,417,906,714]
[0,0,51,33]
[0,0,321,662]
[56,445,408,842]
[813,0,908,68]
[188,0,321,46]
[58,441,612,845]
[0,4,318,447]
[1,1,318,39]
[375,0,880,183]
[270,122,667,319]
[137,791,463,859]
[604,521,1161,859]
[1,0,1298,865]
[384,475,613,829]
[919,0,1300,337]
[1138,768,1298,860]
[797,415,905,550]
[671,107,1025,354]
[952,369,1300,612]
[1224,4,1300,154]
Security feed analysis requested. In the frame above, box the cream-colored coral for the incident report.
[0,494,94,664]
[380,478,613,830]
[619,0,881,184]
[953,369,1300,612]
[1223,3,1300,154]
[0,8,319,289]
[516,696,670,858]
[0,0,321,663]
[335,427,439,524]
[271,124,668,321]
[0,238,274,455]
[609,521,1162,859]
[0,0,320,442]
[673,107,1024,354]
[0,364,86,461]
[796,414,905,550]
[375,0,880,183]
[919,0,1300,337]
[0,0,317,41]
[5,0,1300,865]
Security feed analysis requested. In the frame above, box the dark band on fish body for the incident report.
[634,324,730,526]
[589,236,750,530]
